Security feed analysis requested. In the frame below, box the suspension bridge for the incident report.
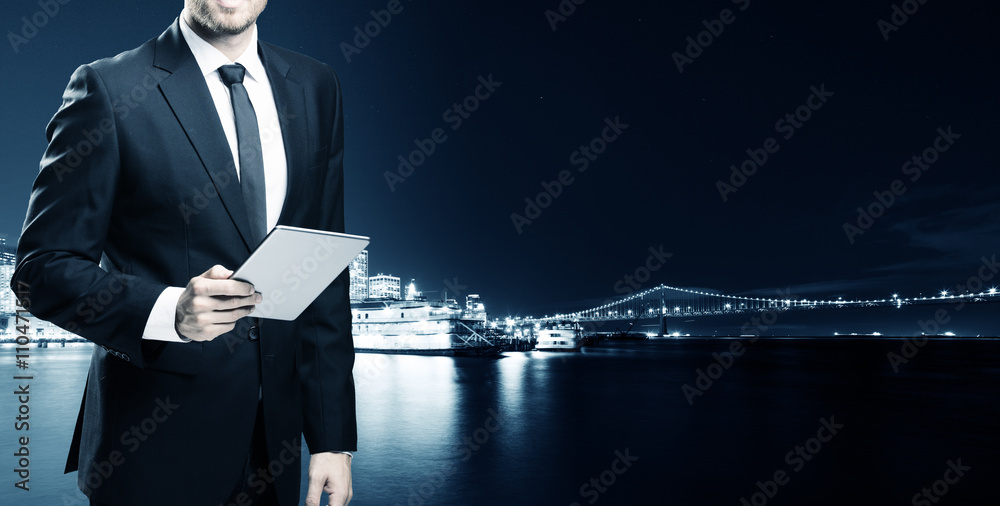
[529,284,1000,331]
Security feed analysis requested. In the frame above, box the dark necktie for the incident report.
[218,64,267,246]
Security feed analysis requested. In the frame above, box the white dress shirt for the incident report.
[142,12,287,343]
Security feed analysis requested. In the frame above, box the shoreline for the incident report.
[1,334,998,351]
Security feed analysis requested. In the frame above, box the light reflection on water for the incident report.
[2,339,999,505]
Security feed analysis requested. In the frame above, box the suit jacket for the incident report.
[12,19,356,506]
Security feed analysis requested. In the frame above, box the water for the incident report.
[1,339,998,505]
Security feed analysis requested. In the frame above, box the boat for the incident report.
[596,331,648,341]
[351,298,502,356]
[599,316,648,341]
[534,321,583,351]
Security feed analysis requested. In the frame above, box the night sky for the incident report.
[2,0,998,317]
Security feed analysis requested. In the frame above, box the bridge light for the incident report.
[940,290,948,297]
[990,288,997,295]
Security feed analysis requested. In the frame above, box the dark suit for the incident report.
[12,19,356,506]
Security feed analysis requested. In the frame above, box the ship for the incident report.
[534,321,584,351]
[350,297,503,356]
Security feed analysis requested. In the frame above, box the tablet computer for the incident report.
[230,225,369,321]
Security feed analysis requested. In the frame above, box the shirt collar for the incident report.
[178,10,267,84]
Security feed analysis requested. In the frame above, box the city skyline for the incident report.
[5,239,996,337]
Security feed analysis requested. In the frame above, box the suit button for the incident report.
[248,325,259,341]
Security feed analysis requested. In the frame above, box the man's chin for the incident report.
[191,0,264,36]
[212,17,257,36]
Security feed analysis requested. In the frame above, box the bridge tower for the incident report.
[659,286,667,336]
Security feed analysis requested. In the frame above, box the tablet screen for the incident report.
[230,225,370,320]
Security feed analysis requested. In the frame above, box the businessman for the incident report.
[12,1,356,504]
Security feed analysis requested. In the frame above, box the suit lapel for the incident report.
[153,20,256,252]
[260,43,308,227]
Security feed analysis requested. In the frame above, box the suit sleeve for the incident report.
[298,65,358,453]
[11,64,166,367]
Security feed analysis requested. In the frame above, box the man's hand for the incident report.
[175,264,260,341]
[305,452,353,506]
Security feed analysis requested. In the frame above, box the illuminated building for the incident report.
[369,273,401,300]
[348,249,369,302]
[0,236,16,315]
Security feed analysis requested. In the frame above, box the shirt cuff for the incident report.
[330,451,353,458]
[142,286,190,342]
